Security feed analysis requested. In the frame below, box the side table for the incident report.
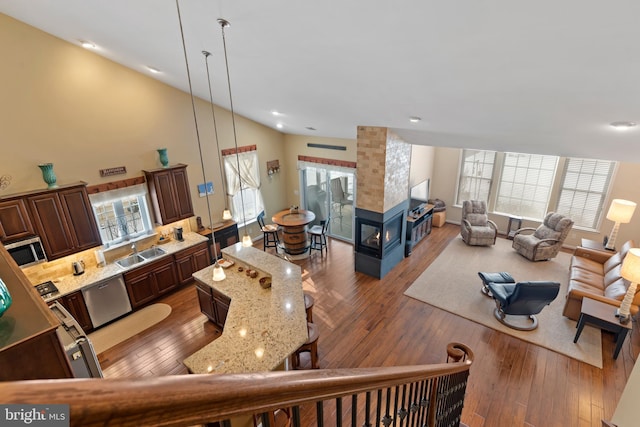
[581,238,615,254]
[574,297,632,359]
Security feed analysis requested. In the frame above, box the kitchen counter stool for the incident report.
[290,322,319,369]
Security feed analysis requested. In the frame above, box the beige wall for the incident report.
[281,134,357,209]
[430,146,640,248]
[0,13,287,241]
[410,145,435,188]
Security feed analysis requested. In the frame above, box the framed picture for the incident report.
[197,182,214,197]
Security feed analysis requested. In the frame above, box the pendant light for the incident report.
[202,50,232,222]
[218,18,252,247]
[175,0,225,280]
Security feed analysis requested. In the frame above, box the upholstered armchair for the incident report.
[512,212,574,261]
[460,200,498,246]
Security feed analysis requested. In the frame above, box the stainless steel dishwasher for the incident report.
[82,274,132,328]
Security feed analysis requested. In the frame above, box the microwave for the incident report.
[5,236,47,268]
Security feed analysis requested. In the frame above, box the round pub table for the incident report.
[272,209,316,255]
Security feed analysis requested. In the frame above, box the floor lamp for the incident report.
[617,248,640,323]
[604,199,636,251]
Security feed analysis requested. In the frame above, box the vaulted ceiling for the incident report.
[2,1,640,162]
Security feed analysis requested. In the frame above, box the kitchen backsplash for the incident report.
[22,218,193,285]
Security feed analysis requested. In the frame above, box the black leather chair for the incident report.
[486,281,560,331]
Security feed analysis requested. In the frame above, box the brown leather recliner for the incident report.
[562,240,640,321]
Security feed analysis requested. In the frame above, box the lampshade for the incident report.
[242,234,253,247]
[606,199,637,224]
[212,264,226,281]
[222,209,232,220]
[621,248,640,284]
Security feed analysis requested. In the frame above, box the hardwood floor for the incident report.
[98,223,638,426]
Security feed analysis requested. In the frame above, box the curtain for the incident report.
[223,151,264,223]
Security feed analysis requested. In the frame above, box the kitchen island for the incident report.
[183,244,308,374]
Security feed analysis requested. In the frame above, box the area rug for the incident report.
[88,303,172,354]
[404,236,603,368]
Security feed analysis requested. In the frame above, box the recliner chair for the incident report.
[512,212,573,261]
[487,281,561,331]
[460,200,498,246]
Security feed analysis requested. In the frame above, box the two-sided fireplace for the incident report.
[354,202,407,278]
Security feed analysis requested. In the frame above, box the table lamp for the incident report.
[604,199,636,251]
[617,248,640,323]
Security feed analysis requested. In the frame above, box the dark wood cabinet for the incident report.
[26,184,101,261]
[174,242,210,286]
[196,284,216,322]
[144,164,194,225]
[124,256,178,308]
[199,221,239,261]
[195,282,231,330]
[57,290,93,333]
[0,245,73,380]
[0,198,35,243]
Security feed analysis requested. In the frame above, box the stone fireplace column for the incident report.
[355,126,412,278]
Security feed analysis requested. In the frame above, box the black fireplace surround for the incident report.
[355,201,407,279]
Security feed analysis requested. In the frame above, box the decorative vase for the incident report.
[0,278,12,318]
[157,148,169,168]
[38,163,58,188]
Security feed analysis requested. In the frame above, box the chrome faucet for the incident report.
[131,242,138,256]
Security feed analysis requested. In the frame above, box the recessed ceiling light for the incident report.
[271,110,281,116]
[147,66,161,74]
[409,116,421,123]
[276,123,284,129]
[610,121,636,130]
[80,41,95,49]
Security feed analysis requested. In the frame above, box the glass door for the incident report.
[300,164,355,243]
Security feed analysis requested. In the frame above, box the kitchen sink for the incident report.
[138,246,167,259]
[115,254,145,269]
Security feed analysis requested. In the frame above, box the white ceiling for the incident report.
[2,0,640,162]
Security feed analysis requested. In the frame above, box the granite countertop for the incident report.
[40,232,209,300]
[183,244,308,375]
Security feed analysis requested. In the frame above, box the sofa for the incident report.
[562,240,639,321]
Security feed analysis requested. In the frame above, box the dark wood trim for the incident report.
[86,177,146,194]
[0,359,471,427]
[221,145,257,156]
[298,155,356,169]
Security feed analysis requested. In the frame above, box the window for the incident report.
[89,184,154,246]
[556,158,616,229]
[495,152,558,218]
[223,149,264,224]
[455,149,496,205]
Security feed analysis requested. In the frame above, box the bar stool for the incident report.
[309,218,329,256]
[304,292,314,323]
[257,211,279,251]
[290,322,319,369]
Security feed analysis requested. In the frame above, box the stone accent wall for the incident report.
[356,126,411,214]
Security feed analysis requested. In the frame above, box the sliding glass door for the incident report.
[300,163,355,243]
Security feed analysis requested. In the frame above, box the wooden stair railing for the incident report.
[0,343,473,427]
